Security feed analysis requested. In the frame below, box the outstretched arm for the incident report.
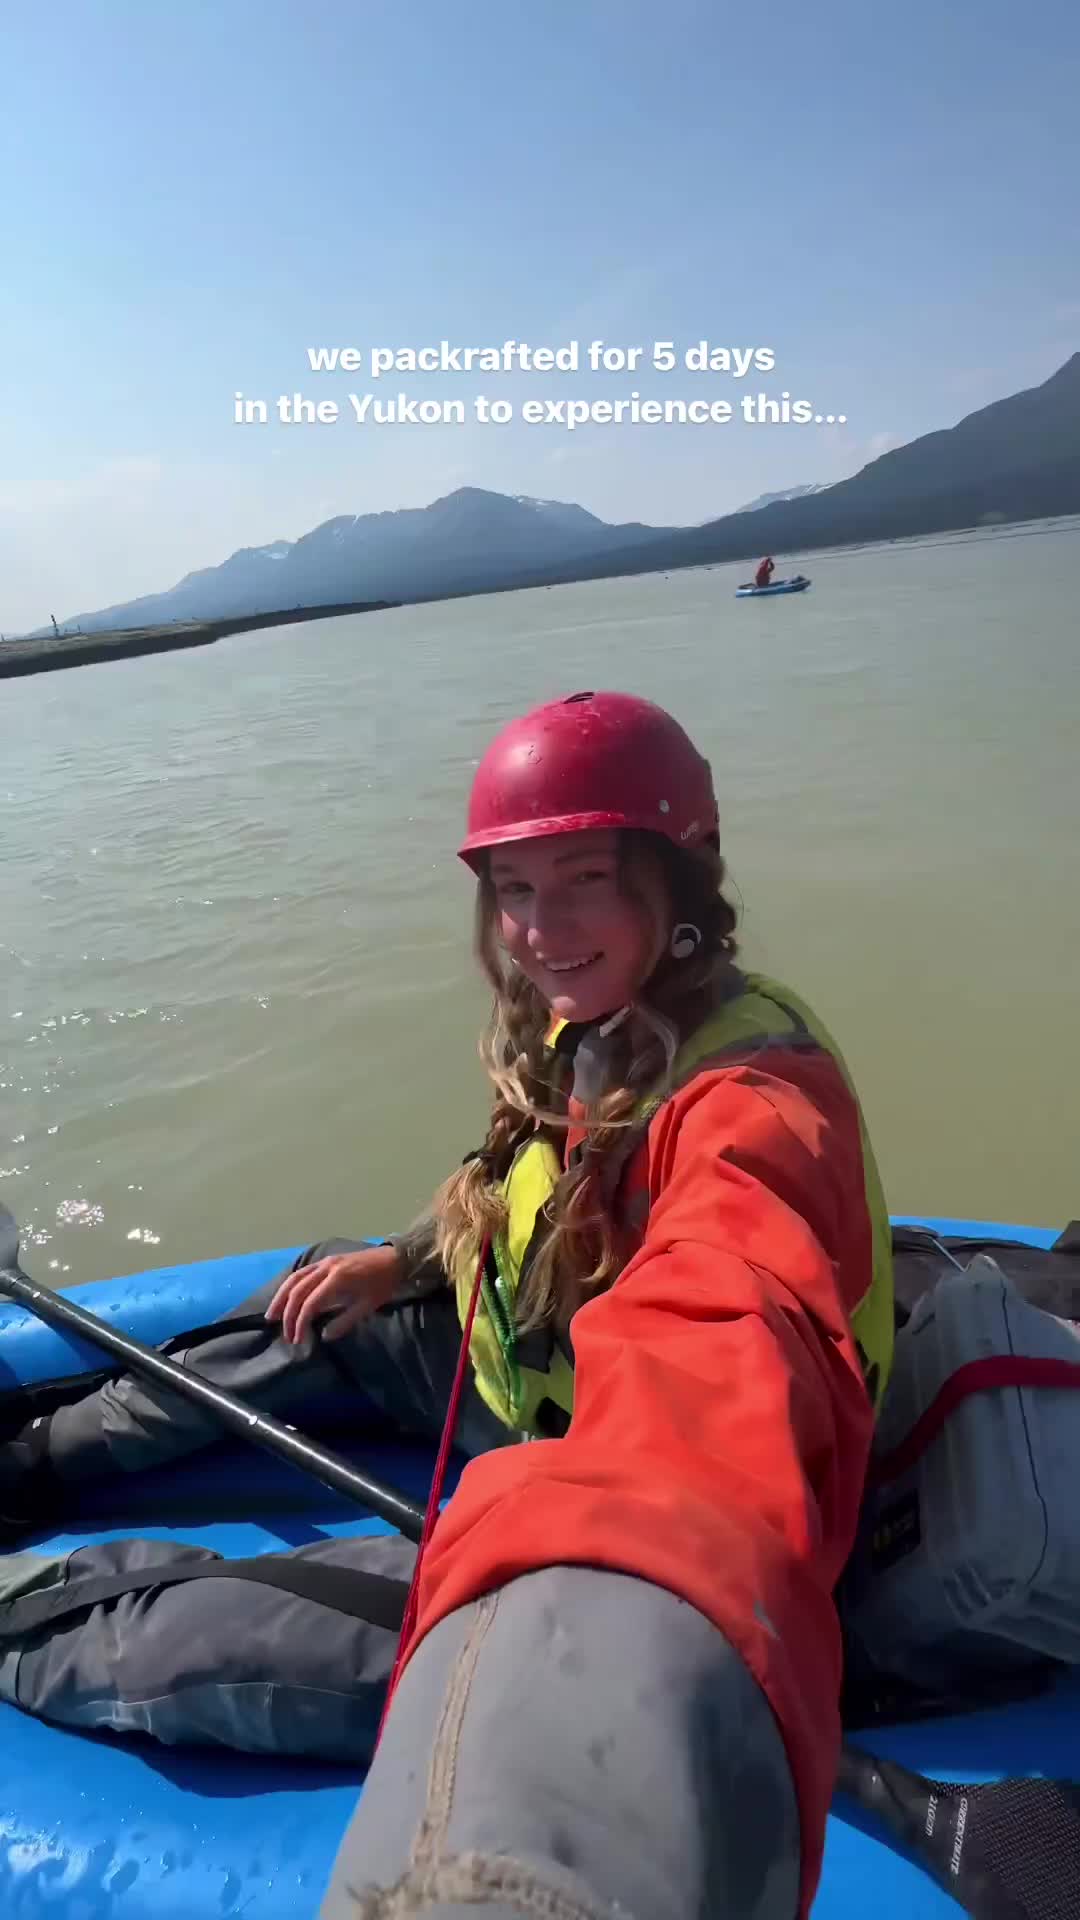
[323,1049,878,1920]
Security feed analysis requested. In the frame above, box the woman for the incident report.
[0,691,892,1920]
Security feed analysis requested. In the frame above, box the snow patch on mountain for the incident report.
[733,482,835,515]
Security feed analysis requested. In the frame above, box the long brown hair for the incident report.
[431,830,739,1329]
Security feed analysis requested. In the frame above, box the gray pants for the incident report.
[43,1239,512,1481]
[0,1530,417,1759]
[321,1566,801,1920]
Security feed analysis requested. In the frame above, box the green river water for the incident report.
[4,522,1078,1287]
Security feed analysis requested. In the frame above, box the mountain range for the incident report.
[40,352,1080,635]
[40,493,675,635]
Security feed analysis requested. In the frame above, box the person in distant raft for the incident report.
[755,554,776,587]
[0,691,893,1920]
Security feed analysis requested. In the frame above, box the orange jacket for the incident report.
[403,1043,877,1917]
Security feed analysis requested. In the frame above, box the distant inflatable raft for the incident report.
[736,573,811,597]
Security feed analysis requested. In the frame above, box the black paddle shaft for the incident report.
[836,1744,1038,1918]
[0,1205,426,1542]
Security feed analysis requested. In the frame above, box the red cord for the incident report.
[374,1234,491,1749]
[869,1354,1080,1489]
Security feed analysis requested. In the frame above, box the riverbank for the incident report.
[0,600,397,679]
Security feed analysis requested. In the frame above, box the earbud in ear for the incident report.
[670,923,703,961]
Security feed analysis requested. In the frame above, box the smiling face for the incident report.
[489,829,672,1023]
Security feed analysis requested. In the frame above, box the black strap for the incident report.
[0,1553,410,1643]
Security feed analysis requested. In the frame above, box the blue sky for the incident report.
[2,0,1077,630]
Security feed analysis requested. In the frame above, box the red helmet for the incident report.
[458,690,719,869]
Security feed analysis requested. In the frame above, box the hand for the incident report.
[264,1243,402,1346]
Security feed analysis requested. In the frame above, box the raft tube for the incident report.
[0,1217,1072,1918]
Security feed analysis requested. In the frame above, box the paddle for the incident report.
[0,1203,426,1542]
[834,1741,1080,1918]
